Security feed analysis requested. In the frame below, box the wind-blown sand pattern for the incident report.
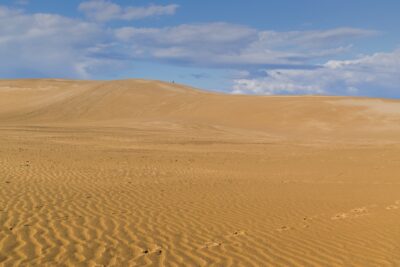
[1,79,400,266]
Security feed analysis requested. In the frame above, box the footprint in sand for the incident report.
[226,230,246,237]
[299,215,318,226]
[142,244,163,256]
[350,207,369,217]
[202,230,247,249]
[351,207,367,213]
[331,213,348,220]
[276,226,294,232]
[202,241,222,249]
[332,207,369,220]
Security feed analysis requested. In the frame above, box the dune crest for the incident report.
[2,79,400,142]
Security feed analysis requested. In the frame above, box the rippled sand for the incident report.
[1,79,400,266]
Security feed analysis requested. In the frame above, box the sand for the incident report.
[1,79,400,266]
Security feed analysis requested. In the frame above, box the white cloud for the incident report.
[114,25,376,66]
[14,0,29,5]
[115,23,256,44]
[78,0,178,22]
[0,5,113,78]
[0,4,396,97]
[232,49,400,96]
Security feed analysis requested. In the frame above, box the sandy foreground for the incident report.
[1,79,400,266]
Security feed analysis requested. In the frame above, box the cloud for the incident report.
[232,49,400,96]
[114,25,376,67]
[78,0,179,22]
[0,5,115,78]
[14,0,29,5]
[115,23,256,44]
[1,4,395,97]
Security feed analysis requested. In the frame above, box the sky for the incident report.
[0,0,399,97]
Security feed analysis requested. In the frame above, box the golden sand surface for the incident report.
[1,79,400,266]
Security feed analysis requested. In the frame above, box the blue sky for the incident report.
[1,0,399,97]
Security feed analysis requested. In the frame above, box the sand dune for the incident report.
[1,79,400,266]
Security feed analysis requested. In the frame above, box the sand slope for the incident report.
[1,79,400,266]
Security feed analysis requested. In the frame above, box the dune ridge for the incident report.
[2,79,400,143]
[1,79,400,266]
